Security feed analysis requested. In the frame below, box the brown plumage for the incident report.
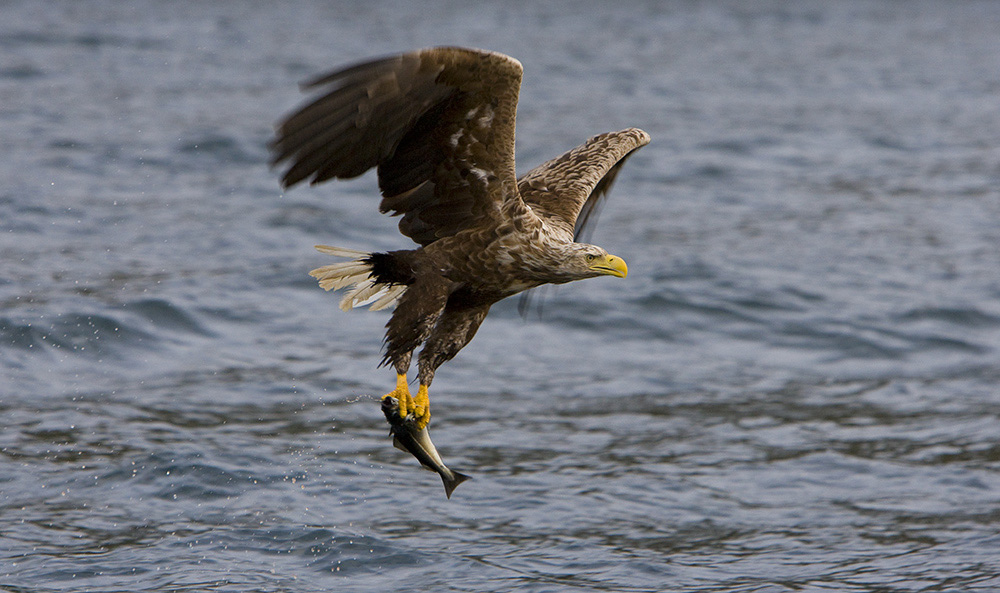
[272,47,649,428]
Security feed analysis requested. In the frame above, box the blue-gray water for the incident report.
[3,1,1000,591]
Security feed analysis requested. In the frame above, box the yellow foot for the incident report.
[381,373,412,418]
[411,384,431,429]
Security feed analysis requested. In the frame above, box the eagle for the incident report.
[271,47,649,430]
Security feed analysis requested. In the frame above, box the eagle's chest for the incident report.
[426,214,565,294]
[465,233,558,293]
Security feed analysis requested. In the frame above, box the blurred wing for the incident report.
[271,47,524,245]
[518,128,650,240]
[516,128,649,318]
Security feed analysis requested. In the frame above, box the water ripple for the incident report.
[3,1,1000,591]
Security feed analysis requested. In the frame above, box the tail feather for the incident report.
[370,284,407,311]
[311,261,372,291]
[309,245,406,312]
[315,245,369,258]
[340,277,380,311]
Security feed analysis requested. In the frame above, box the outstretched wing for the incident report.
[518,128,650,241]
[271,47,525,245]
[516,128,649,318]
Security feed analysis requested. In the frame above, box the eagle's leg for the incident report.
[382,276,454,426]
[381,371,413,418]
[411,304,492,429]
[412,384,430,428]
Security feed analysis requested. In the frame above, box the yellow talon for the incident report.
[412,384,430,429]
[381,373,411,417]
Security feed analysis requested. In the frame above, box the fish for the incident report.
[381,396,471,498]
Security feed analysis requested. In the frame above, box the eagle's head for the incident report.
[557,244,628,281]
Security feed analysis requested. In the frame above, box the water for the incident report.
[3,1,1000,591]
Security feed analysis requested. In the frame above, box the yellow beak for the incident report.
[591,254,628,278]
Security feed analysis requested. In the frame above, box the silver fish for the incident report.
[381,396,471,498]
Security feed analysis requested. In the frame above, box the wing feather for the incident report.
[518,128,650,239]
[271,47,526,245]
[515,128,649,318]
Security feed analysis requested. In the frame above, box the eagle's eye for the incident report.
[586,254,596,262]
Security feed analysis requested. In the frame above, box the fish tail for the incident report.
[443,470,471,499]
[309,245,407,312]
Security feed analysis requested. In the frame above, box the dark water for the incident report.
[3,1,1000,591]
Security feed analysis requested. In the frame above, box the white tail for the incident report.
[309,245,406,312]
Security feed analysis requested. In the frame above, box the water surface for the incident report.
[3,1,1000,591]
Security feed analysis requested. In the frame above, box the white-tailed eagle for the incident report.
[272,47,649,430]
